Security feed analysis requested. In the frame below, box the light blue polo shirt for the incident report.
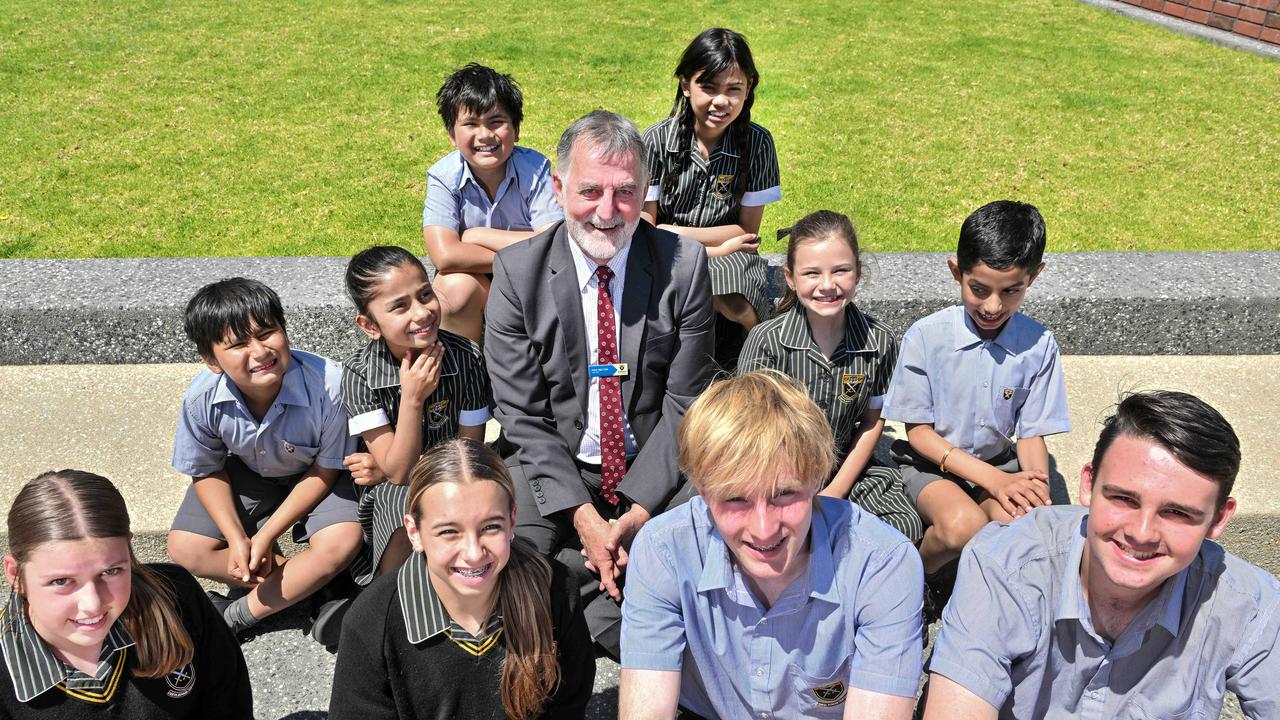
[621,496,924,718]
[930,505,1280,719]
[422,145,563,232]
[172,349,353,478]
[881,305,1071,461]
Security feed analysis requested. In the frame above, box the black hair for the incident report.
[345,245,430,316]
[183,278,287,359]
[1091,390,1240,508]
[956,200,1046,273]
[659,28,759,205]
[436,63,524,132]
[776,210,862,313]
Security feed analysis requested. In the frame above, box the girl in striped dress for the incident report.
[340,246,492,583]
[739,210,922,541]
[642,27,781,370]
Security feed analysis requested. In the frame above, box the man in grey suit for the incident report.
[485,110,715,657]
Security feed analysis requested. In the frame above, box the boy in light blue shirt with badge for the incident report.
[422,63,563,342]
[167,278,362,641]
[620,370,923,720]
[882,200,1070,614]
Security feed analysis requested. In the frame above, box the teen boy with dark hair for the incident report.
[921,391,1279,719]
[422,63,563,342]
[167,278,363,640]
[882,200,1070,607]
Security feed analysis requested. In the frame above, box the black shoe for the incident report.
[205,590,233,616]
[923,558,960,625]
[309,598,351,651]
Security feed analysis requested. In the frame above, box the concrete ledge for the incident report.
[3,252,1278,364]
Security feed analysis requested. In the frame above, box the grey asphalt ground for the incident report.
[1,356,1271,719]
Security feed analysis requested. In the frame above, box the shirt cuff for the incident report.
[315,454,348,471]
[926,656,1008,711]
[620,651,683,672]
[741,186,781,207]
[172,461,225,478]
[1016,418,1072,439]
[645,184,662,202]
[348,409,391,436]
[880,406,934,424]
[459,407,492,426]
[867,394,885,410]
[848,668,923,699]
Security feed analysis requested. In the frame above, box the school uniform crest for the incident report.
[428,399,450,429]
[811,679,847,707]
[839,373,866,401]
[1003,387,1015,401]
[711,174,735,199]
[164,663,196,698]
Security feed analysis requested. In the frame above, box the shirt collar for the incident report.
[209,352,310,409]
[1055,515,1188,641]
[1,595,135,703]
[694,497,840,606]
[454,149,519,197]
[396,552,502,647]
[951,306,1024,354]
[665,120,741,158]
[364,337,459,391]
[777,303,882,357]
[567,234,632,293]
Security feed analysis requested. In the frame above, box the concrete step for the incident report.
[3,252,1279,364]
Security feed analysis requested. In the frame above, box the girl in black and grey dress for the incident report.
[739,211,923,541]
[340,246,491,583]
[642,27,781,370]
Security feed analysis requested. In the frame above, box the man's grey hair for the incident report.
[555,110,649,183]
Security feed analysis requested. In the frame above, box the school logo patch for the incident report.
[1003,387,1015,401]
[428,399,450,429]
[811,679,847,707]
[839,373,866,401]
[712,173,735,199]
[165,663,195,699]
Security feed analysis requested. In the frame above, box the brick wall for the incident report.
[1120,0,1280,45]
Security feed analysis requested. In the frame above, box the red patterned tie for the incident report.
[596,265,624,505]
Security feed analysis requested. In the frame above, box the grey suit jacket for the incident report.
[485,220,715,516]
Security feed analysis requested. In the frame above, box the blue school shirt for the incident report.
[421,146,563,232]
[881,305,1070,461]
[172,349,354,478]
[930,506,1280,719]
[621,496,924,718]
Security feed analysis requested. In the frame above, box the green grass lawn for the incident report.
[1,0,1277,258]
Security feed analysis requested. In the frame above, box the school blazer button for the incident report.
[574,420,584,430]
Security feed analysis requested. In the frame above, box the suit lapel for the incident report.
[549,227,590,418]
[619,229,653,415]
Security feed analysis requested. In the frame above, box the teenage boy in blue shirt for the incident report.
[168,278,363,639]
[922,391,1279,719]
[422,63,563,342]
[882,200,1070,606]
[620,370,923,720]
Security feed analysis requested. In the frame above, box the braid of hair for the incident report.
[731,106,753,203]
[661,89,696,209]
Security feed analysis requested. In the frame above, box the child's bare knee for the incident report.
[933,509,987,552]
[308,523,364,570]
[713,293,758,327]
[166,531,206,567]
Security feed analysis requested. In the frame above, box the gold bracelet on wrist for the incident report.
[939,447,956,475]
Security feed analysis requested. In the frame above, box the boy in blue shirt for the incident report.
[167,278,363,639]
[422,63,563,342]
[620,370,923,720]
[882,200,1070,603]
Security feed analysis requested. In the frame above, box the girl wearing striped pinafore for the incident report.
[642,28,781,370]
[340,246,491,584]
[739,210,923,541]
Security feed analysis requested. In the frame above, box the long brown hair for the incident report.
[5,470,194,678]
[406,440,559,720]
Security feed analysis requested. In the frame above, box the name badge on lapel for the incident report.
[589,363,629,378]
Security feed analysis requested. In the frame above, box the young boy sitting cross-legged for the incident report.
[167,278,364,640]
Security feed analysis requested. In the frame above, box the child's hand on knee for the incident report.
[994,470,1050,518]
[227,533,257,585]
[248,532,276,579]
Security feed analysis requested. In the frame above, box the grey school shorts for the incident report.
[891,439,1020,504]
[171,456,359,543]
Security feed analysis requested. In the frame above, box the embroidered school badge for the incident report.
[165,663,196,699]
[839,373,866,401]
[1003,388,1015,401]
[712,173,735,199]
[428,399,450,429]
[811,680,848,707]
